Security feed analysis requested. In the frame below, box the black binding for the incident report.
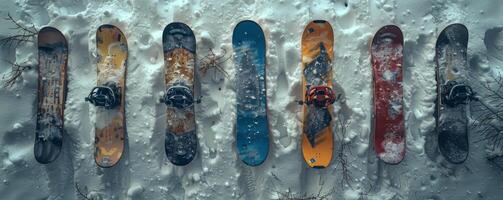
[442,80,475,107]
[85,81,121,109]
[161,84,194,109]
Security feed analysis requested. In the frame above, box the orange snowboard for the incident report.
[93,25,127,168]
[300,20,335,168]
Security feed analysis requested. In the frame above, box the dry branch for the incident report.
[0,13,37,49]
[199,48,231,78]
[471,72,503,152]
[75,183,91,200]
[273,186,335,200]
[335,112,353,188]
[1,60,33,88]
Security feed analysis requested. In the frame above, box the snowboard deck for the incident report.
[371,25,405,164]
[233,20,269,166]
[35,27,68,164]
[435,23,469,164]
[300,20,334,168]
[162,22,198,166]
[93,25,127,168]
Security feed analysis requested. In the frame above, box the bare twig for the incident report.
[0,13,38,49]
[487,154,503,171]
[471,72,503,152]
[2,60,33,88]
[272,186,335,200]
[335,112,353,188]
[357,182,375,200]
[199,48,231,78]
[270,174,336,200]
[270,172,283,183]
[75,183,91,200]
[0,13,38,89]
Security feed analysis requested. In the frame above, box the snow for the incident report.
[98,55,126,83]
[1,0,503,199]
[378,138,405,164]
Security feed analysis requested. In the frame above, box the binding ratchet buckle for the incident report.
[304,85,336,108]
[85,81,121,109]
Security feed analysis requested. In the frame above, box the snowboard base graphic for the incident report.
[300,20,335,168]
[90,25,127,168]
[162,22,198,166]
[233,20,269,166]
[371,25,405,164]
[35,27,68,164]
[435,23,470,164]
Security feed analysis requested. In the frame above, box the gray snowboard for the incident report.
[435,23,470,164]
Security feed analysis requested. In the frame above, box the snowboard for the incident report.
[86,25,127,168]
[233,20,269,166]
[435,23,470,164]
[371,25,405,164]
[162,22,198,166]
[35,27,68,164]
[300,20,335,168]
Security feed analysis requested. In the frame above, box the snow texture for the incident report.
[378,132,405,164]
[1,0,503,199]
[97,50,126,84]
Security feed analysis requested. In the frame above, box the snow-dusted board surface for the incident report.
[90,25,127,168]
[371,25,405,164]
[35,27,68,164]
[233,20,269,166]
[300,20,335,168]
[162,22,198,166]
[435,23,470,164]
[1,0,503,199]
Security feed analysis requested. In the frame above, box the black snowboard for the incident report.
[435,23,470,164]
[162,22,198,166]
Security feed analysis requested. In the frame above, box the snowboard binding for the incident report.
[85,81,121,109]
[303,85,336,108]
[442,80,475,107]
[161,83,194,109]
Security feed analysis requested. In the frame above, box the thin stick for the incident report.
[1,60,32,88]
[0,13,38,49]
[75,183,91,200]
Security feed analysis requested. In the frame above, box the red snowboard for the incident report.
[371,25,405,164]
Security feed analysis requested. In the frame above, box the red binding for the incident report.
[305,85,336,108]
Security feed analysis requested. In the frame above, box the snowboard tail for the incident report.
[371,25,405,164]
[93,25,127,168]
[233,20,270,166]
[163,22,198,166]
[435,23,469,164]
[35,27,68,164]
[301,20,334,168]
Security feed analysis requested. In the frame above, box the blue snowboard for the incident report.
[232,20,269,166]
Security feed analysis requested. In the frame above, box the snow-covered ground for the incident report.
[1,0,503,199]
